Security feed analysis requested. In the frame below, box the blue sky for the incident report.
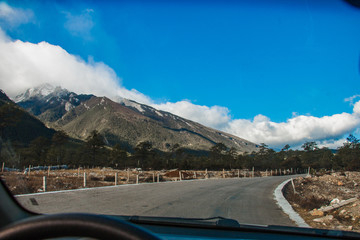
[1,0,360,149]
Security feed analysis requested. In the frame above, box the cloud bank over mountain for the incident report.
[0,28,152,105]
[0,3,359,149]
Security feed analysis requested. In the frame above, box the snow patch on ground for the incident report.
[184,121,193,128]
[121,99,145,113]
[155,110,163,117]
[65,102,74,112]
[35,83,55,97]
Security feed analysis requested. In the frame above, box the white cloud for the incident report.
[117,88,152,106]
[317,138,347,149]
[224,111,360,148]
[353,101,360,115]
[153,101,231,130]
[0,28,150,104]
[344,94,360,105]
[154,99,360,149]
[0,2,34,28]
[63,9,94,40]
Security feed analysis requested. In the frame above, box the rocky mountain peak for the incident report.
[14,85,259,153]
[15,84,93,123]
[14,83,60,102]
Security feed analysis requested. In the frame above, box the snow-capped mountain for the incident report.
[14,84,93,123]
[14,83,66,103]
[14,84,259,153]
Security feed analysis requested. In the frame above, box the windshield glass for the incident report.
[1,0,360,233]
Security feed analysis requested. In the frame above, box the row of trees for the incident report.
[2,130,360,171]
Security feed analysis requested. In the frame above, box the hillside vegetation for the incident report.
[1,86,360,171]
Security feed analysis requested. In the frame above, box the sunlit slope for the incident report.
[15,85,258,152]
[55,96,257,152]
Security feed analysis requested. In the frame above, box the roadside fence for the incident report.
[0,162,310,195]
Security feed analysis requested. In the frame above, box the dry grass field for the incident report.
[1,167,282,195]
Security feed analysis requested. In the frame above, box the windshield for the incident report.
[1,0,360,233]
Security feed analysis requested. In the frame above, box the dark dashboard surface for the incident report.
[122,216,360,240]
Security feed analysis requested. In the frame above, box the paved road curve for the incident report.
[16,175,298,226]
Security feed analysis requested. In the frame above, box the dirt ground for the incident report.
[0,168,268,195]
[284,172,360,232]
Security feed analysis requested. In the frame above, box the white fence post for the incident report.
[179,171,182,181]
[83,172,87,187]
[43,176,47,192]
[115,172,118,186]
[136,174,139,184]
[157,173,160,183]
[291,178,296,194]
[127,169,130,183]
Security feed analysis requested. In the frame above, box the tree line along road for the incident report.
[16,175,299,226]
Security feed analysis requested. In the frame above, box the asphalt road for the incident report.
[16,175,297,226]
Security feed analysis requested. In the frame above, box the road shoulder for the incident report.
[274,178,310,228]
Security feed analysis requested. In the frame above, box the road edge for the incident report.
[274,178,310,228]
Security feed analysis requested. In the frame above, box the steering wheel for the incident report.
[0,213,160,240]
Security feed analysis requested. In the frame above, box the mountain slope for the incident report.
[55,96,257,152]
[14,85,259,153]
[0,90,55,145]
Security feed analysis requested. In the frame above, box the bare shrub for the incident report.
[90,176,101,181]
[283,182,329,210]
[104,176,115,182]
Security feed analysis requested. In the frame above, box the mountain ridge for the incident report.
[0,89,55,146]
[15,83,94,123]
[14,85,259,153]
